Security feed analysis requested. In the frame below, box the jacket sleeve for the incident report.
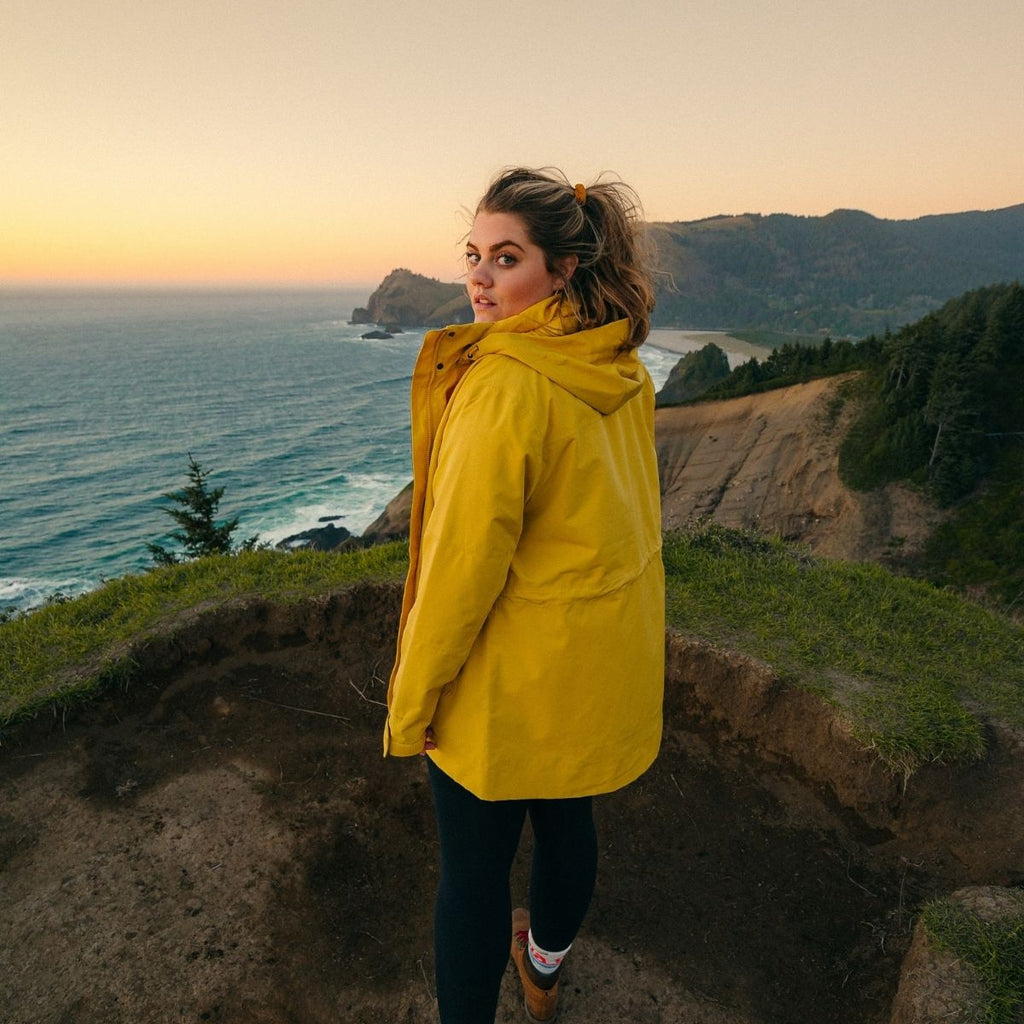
[384,363,543,756]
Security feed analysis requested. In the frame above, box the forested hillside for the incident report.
[671,283,1024,605]
[649,204,1024,335]
[838,282,1024,501]
[842,283,1024,604]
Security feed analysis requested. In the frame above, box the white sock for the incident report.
[527,930,571,976]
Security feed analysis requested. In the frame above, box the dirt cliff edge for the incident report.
[656,374,939,562]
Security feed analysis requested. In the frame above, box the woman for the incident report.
[384,166,664,1023]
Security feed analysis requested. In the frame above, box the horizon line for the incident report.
[0,280,392,292]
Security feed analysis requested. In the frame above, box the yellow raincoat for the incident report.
[384,297,664,800]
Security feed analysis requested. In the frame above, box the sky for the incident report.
[3,0,1022,288]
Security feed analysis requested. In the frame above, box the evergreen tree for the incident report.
[147,454,257,566]
[840,281,1023,502]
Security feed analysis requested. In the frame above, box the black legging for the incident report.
[426,759,598,1024]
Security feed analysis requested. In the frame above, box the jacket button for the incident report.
[436,362,444,370]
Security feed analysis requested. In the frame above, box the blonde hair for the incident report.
[476,166,656,349]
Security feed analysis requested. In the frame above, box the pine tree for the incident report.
[147,454,257,566]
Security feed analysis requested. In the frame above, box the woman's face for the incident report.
[464,211,565,323]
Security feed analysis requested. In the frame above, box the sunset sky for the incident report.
[3,0,1022,287]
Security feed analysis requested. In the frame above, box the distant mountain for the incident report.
[649,204,1024,336]
[360,205,1023,336]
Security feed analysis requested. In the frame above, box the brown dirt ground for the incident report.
[1,584,1019,1024]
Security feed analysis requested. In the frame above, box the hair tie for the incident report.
[573,183,587,206]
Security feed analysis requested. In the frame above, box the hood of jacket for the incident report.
[441,296,646,416]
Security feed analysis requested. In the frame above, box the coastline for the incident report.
[647,328,767,360]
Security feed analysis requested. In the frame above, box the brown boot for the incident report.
[511,908,560,1023]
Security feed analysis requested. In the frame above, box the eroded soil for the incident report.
[655,375,940,566]
[0,584,1010,1024]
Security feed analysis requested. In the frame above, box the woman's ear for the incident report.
[554,254,579,288]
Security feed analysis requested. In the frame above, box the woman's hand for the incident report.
[420,728,437,755]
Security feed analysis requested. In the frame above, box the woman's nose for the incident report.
[468,262,491,286]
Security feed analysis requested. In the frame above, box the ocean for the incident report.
[0,288,715,616]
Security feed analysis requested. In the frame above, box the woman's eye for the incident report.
[496,253,516,266]
[465,251,480,266]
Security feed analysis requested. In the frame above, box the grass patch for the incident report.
[0,544,407,732]
[663,522,1024,777]
[921,892,1024,1023]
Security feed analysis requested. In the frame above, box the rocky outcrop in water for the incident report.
[363,269,471,329]
[276,522,352,551]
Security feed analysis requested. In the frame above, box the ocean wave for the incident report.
[0,470,410,615]
[1,576,97,615]
[361,374,415,389]
[253,471,410,545]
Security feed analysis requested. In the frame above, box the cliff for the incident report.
[655,373,938,563]
[363,268,471,328]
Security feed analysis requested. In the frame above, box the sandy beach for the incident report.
[647,328,768,360]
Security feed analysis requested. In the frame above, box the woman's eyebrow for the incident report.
[465,239,526,253]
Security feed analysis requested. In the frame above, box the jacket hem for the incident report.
[429,740,661,802]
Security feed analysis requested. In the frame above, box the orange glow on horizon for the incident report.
[3,0,1021,288]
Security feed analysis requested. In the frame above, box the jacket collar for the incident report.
[455,297,644,415]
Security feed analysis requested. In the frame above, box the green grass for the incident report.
[0,543,407,732]
[663,522,1024,777]
[4,526,1023,778]
[921,892,1024,1023]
